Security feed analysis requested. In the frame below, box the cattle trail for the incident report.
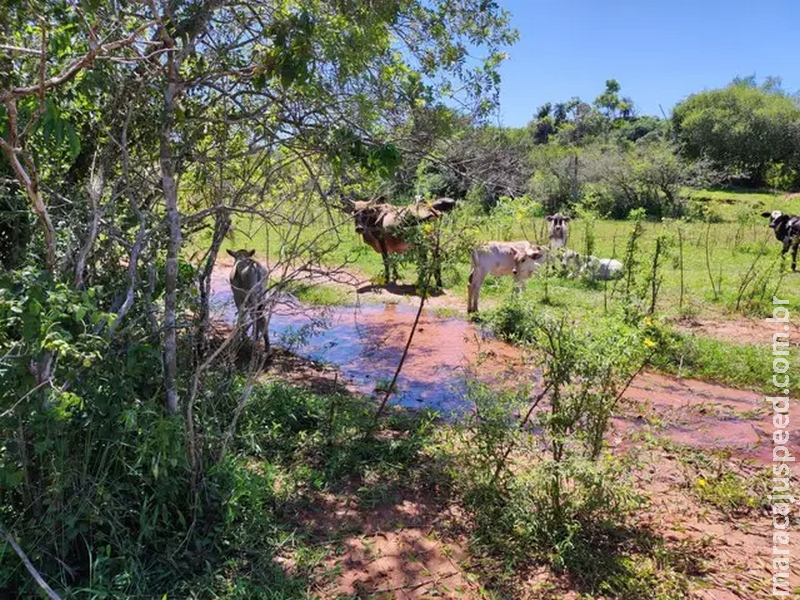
[210,266,795,465]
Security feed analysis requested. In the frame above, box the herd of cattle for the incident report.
[225,199,800,338]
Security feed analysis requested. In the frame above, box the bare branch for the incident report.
[0,43,43,56]
[0,527,63,600]
[0,19,157,102]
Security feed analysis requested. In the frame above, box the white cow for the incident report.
[559,250,623,281]
[467,241,548,313]
[582,257,623,281]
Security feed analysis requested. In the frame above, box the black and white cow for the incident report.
[762,210,800,271]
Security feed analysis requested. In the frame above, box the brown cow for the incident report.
[344,197,456,287]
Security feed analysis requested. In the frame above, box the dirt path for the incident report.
[673,315,800,346]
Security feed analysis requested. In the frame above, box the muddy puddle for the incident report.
[210,270,796,465]
[211,284,527,414]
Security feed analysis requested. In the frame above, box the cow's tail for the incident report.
[468,249,477,285]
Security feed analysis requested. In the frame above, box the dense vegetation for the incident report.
[1,1,798,598]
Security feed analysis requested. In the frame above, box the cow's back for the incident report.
[230,259,268,308]
[472,241,532,277]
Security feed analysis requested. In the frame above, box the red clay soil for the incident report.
[209,259,799,598]
[283,492,477,599]
[674,316,800,347]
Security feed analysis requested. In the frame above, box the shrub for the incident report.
[460,304,661,576]
[764,162,799,191]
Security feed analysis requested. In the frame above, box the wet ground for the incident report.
[210,268,798,466]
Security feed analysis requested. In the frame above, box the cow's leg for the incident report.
[259,305,270,355]
[433,260,443,290]
[512,274,526,295]
[467,269,474,313]
[792,238,799,272]
[468,269,485,313]
[430,238,443,289]
[378,238,392,283]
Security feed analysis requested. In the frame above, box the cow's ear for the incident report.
[545,215,553,221]
[563,216,571,222]
[246,249,255,257]
[761,212,772,218]
[527,248,542,259]
[226,249,236,258]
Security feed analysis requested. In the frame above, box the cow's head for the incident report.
[546,213,571,229]
[512,246,548,277]
[546,213,570,248]
[762,210,786,229]
[560,248,581,270]
[340,199,376,233]
[227,248,256,261]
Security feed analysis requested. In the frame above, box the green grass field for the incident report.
[217,188,800,320]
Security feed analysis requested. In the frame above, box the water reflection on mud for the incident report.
[209,274,795,464]
[211,285,530,414]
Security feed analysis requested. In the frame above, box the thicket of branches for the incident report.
[0,1,514,595]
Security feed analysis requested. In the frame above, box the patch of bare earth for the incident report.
[673,315,800,346]
[631,452,797,599]
[281,492,478,599]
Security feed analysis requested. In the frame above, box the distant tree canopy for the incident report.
[672,79,800,186]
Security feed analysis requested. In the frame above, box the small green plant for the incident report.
[678,450,772,517]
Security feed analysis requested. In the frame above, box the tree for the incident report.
[672,79,800,186]
[0,1,516,595]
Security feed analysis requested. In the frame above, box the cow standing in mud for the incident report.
[343,197,457,287]
[546,213,570,249]
[227,249,270,351]
[762,210,800,271]
[467,241,548,313]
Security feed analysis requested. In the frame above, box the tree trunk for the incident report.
[160,59,182,415]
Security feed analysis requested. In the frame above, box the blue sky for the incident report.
[494,0,800,127]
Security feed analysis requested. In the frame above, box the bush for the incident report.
[764,162,799,191]
[451,308,691,595]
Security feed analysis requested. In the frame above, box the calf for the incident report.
[227,249,270,350]
[560,250,623,281]
[546,213,570,249]
[467,241,548,313]
[582,257,624,281]
[762,210,800,271]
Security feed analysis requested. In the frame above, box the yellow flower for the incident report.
[644,338,656,349]
[696,478,707,488]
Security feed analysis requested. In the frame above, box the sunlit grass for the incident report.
[200,188,800,321]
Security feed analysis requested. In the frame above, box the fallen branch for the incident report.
[0,526,63,600]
